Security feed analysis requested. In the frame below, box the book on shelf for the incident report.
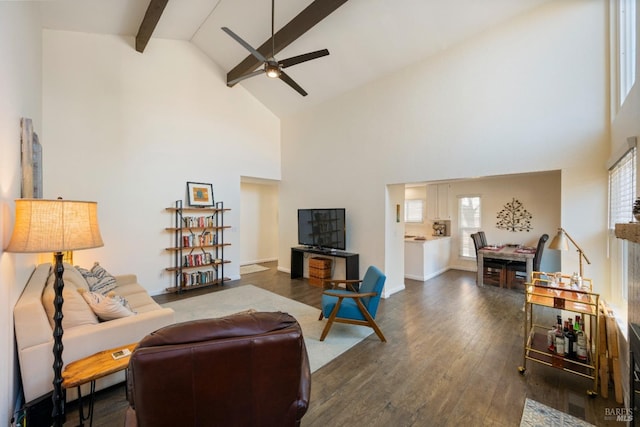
[183,253,213,267]
[181,270,215,287]
[182,215,215,228]
[181,232,217,249]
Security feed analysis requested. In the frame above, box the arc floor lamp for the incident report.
[548,227,591,277]
[6,198,103,427]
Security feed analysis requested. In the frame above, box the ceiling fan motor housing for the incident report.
[265,61,281,78]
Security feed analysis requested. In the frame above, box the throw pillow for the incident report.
[76,262,117,295]
[42,271,99,330]
[78,288,136,321]
[61,262,91,292]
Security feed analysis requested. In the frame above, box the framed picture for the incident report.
[20,117,43,198]
[187,182,214,207]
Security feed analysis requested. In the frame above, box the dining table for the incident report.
[477,245,536,287]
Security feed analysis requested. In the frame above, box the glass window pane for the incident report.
[405,199,423,223]
[458,196,481,257]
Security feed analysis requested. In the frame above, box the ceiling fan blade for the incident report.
[227,69,265,86]
[279,71,308,96]
[279,49,329,69]
[221,27,267,63]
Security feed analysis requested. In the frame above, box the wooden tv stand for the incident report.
[290,247,359,281]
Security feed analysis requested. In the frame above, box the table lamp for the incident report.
[548,227,591,277]
[6,198,103,427]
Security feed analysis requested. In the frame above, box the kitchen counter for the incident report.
[404,236,451,281]
[404,236,449,243]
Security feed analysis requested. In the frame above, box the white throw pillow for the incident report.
[78,289,136,321]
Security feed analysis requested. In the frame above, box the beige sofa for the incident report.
[14,262,175,403]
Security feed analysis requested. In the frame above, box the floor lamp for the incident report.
[6,199,103,427]
[548,227,591,277]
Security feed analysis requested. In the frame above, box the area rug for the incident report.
[239,264,269,275]
[161,284,372,372]
[520,398,595,427]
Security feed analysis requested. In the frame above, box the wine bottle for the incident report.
[563,320,571,357]
[566,317,576,358]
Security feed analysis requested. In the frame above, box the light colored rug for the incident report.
[239,264,270,275]
[520,398,595,427]
[162,284,372,372]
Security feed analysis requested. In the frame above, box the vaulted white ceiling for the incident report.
[40,0,551,118]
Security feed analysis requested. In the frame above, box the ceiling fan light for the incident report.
[265,63,281,78]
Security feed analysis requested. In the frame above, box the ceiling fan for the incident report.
[222,0,329,96]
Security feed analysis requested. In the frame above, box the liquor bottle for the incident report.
[554,315,565,356]
[575,320,588,362]
[547,324,557,352]
[555,328,565,356]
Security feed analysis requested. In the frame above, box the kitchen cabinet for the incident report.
[427,184,450,220]
[404,237,451,281]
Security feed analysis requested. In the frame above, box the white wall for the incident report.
[0,3,43,423]
[385,184,406,296]
[278,1,609,295]
[240,180,279,265]
[42,30,281,293]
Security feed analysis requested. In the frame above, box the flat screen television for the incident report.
[297,208,346,250]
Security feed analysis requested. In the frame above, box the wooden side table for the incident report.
[62,342,137,427]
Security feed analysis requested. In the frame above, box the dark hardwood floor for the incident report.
[64,263,625,426]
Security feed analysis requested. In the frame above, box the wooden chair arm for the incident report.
[322,290,377,299]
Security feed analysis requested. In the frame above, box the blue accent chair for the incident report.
[318,265,386,342]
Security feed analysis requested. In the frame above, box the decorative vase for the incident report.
[634,198,640,222]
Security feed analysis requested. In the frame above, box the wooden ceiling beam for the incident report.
[226,0,349,86]
[136,0,169,53]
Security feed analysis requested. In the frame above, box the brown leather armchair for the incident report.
[124,311,311,427]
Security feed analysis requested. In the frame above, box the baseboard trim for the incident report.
[405,268,450,282]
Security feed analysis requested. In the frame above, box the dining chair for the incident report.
[478,231,488,248]
[471,233,508,287]
[506,233,549,288]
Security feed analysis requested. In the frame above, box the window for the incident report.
[458,196,481,257]
[608,146,636,306]
[404,199,423,223]
[618,0,636,105]
[609,147,636,228]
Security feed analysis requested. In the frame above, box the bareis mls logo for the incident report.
[604,407,633,422]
